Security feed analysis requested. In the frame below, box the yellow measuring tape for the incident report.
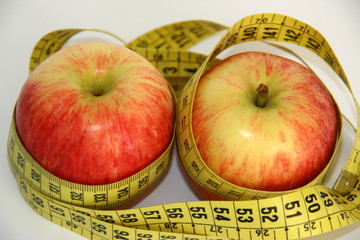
[7,13,360,240]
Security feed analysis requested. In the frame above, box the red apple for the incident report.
[15,42,175,185]
[191,51,338,194]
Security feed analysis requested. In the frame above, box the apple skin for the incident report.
[192,51,338,193]
[15,42,174,185]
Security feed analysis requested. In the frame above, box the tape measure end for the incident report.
[333,170,359,195]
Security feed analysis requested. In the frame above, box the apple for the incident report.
[191,51,338,195]
[15,42,175,185]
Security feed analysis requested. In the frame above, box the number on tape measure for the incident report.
[7,13,360,240]
[126,20,227,50]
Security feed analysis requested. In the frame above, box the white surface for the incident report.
[1,0,360,239]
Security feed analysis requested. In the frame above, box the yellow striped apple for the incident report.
[192,52,338,195]
[15,42,174,185]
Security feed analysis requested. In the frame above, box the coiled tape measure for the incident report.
[7,13,360,240]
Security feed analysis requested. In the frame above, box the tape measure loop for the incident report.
[126,20,228,50]
[8,13,360,240]
[176,13,349,200]
[8,113,175,210]
[30,28,128,73]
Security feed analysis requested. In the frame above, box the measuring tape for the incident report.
[7,13,360,240]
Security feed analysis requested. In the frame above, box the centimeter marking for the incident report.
[126,20,227,50]
[8,118,173,209]
[13,165,360,240]
[132,47,221,97]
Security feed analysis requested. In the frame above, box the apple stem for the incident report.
[256,83,269,108]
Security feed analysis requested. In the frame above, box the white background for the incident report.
[1,0,360,239]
